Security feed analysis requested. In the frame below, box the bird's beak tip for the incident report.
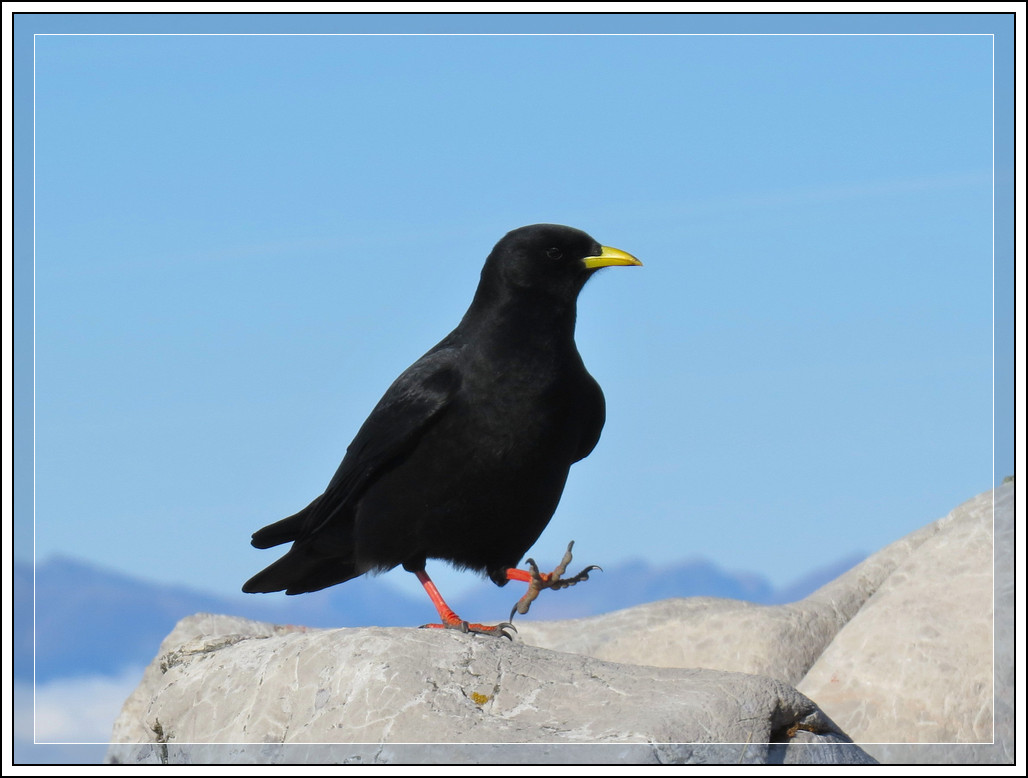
[582,246,643,270]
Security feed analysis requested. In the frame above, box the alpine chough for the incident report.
[243,224,642,636]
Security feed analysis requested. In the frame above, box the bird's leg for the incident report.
[506,540,601,620]
[413,569,515,640]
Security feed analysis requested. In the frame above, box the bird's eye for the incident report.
[546,248,563,260]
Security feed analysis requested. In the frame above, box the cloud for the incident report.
[14,667,145,744]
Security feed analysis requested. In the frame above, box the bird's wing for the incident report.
[300,346,463,540]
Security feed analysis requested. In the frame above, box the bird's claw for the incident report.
[490,622,517,641]
[509,540,602,619]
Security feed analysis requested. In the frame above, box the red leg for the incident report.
[503,567,534,583]
[413,569,514,639]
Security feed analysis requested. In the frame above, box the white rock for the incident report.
[798,484,1011,761]
[107,615,871,764]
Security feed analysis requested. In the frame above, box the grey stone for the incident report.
[798,483,1013,763]
[106,614,872,764]
[512,485,1014,763]
[106,741,871,766]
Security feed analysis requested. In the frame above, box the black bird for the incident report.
[243,224,642,635]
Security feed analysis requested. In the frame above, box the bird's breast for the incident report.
[459,354,593,457]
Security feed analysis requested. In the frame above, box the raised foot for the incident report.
[510,540,601,620]
[420,620,516,640]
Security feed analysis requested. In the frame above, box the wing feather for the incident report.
[298,346,462,540]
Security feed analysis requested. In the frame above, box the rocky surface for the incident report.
[105,484,1011,764]
[521,484,1012,763]
[105,614,871,764]
[798,487,997,737]
[815,484,1013,765]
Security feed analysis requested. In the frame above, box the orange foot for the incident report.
[506,540,601,620]
[413,568,516,640]
[420,619,516,640]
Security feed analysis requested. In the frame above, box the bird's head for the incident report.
[481,224,642,301]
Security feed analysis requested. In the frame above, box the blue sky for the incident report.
[14,12,1015,613]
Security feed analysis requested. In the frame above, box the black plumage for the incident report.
[243,223,641,632]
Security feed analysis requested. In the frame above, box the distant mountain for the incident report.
[772,553,867,603]
[15,552,864,683]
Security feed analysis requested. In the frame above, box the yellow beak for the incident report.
[582,245,643,270]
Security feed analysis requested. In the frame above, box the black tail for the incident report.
[250,496,323,549]
[242,543,365,595]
